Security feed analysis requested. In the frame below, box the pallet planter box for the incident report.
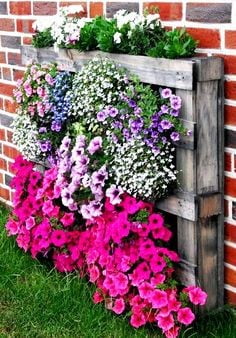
[21,46,224,310]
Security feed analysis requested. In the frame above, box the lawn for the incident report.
[0,204,235,338]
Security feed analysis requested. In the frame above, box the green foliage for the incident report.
[131,209,150,223]
[93,16,117,52]
[148,28,198,59]
[32,28,54,48]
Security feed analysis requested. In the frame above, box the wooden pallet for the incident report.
[21,46,224,309]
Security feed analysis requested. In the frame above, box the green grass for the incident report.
[0,204,236,338]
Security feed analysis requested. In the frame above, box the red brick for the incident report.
[225,152,232,172]
[225,266,236,288]
[16,19,34,33]
[0,98,3,109]
[225,289,236,305]
[225,223,236,242]
[225,244,236,266]
[2,67,12,81]
[89,2,103,17]
[0,51,6,64]
[225,105,236,126]
[225,199,229,217]
[144,2,182,21]
[225,176,236,198]
[7,52,22,66]
[0,173,3,184]
[186,28,220,49]
[0,128,5,141]
[216,55,236,75]
[33,2,57,15]
[4,99,17,113]
[7,130,13,143]
[225,31,236,49]
[0,18,15,31]
[225,81,236,100]
[3,145,19,160]
[0,158,7,171]
[0,82,15,97]
[0,186,10,200]
[10,1,31,15]
[22,37,32,45]
[13,69,24,82]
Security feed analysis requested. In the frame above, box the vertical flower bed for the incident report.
[6,7,211,338]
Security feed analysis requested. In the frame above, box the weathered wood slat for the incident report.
[196,80,219,194]
[21,46,195,90]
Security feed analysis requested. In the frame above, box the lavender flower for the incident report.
[87,136,102,155]
[170,132,180,142]
[106,185,123,205]
[160,120,173,130]
[161,88,172,99]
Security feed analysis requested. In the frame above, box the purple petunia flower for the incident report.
[109,107,119,117]
[106,185,123,205]
[160,105,169,114]
[112,121,123,129]
[170,95,182,110]
[161,88,172,99]
[169,109,179,117]
[128,99,137,108]
[97,110,107,122]
[170,132,180,142]
[87,136,102,155]
[160,119,173,130]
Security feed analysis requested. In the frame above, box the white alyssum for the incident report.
[106,138,177,200]
[12,113,42,161]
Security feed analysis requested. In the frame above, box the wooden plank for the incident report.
[198,193,222,218]
[197,217,218,309]
[21,46,195,90]
[196,80,219,194]
[174,119,196,150]
[156,193,196,221]
[177,218,197,264]
[176,259,197,285]
[216,61,225,307]
[193,57,223,82]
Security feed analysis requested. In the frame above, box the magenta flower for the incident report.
[186,286,207,305]
[112,298,125,314]
[138,282,154,299]
[156,313,175,331]
[51,230,68,247]
[150,289,168,309]
[177,307,195,325]
[60,213,75,227]
[5,219,19,235]
[130,312,146,328]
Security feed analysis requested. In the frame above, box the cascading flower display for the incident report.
[8,56,206,338]
[6,156,207,338]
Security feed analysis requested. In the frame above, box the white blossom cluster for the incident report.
[50,6,90,46]
[12,114,42,161]
[107,138,177,200]
[113,10,161,43]
[68,58,128,130]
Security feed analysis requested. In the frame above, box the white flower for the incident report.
[32,17,54,32]
[113,32,122,44]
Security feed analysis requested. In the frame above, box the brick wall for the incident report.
[0,0,236,304]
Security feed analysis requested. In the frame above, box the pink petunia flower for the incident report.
[130,312,146,328]
[112,298,125,314]
[177,307,195,325]
[51,230,68,247]
[156,313,175,332]
[150,289,168,309]
[60,212,75,227]
[187,286,207,305]
[5,219,19,235]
